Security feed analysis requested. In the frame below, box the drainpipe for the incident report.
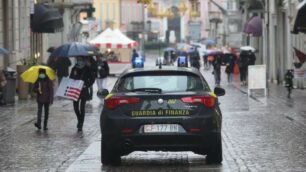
[12,0,16,66]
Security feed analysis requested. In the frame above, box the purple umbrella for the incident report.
[244,16,262,37]
[206,50,223,56]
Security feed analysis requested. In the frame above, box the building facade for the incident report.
[0,0,31,70]
[239,0,306,84]
[120,0,144,40]
[93,0,121,31]
[42,0,93,63]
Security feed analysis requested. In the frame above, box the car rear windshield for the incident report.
[117,72,209,92]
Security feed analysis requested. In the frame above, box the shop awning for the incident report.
[244,16,262,37]
[248,0,264,10]
[31,4,63,33]
[292,2,306,34]
[89,28,138,49]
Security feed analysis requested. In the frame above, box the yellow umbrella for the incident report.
[21,65,56,83]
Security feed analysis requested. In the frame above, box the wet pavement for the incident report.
[1,52,306,171]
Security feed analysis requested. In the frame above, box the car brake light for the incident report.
[181,96,215,108]
[121,128,134,134]
[189,128,201,133]
[105,97,140,109]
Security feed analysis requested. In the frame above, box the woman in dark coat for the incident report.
[225,54,236,83]
[96,54,110,101]
[33,68,54,130]
[70,56,96,132]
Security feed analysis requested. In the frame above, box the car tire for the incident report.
[101,137,121,166]
[206,135,222,164]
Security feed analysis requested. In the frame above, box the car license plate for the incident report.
[144,124,179,133]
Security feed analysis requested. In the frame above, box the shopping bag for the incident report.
[55,77,84,101]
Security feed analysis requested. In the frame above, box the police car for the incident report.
[100,66,225,165]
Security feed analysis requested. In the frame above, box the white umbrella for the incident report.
[240,46,256,52]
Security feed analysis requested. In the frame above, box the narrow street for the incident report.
[1,52,305,171]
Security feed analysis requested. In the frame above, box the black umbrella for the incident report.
[0,47,9,55]
[51,42,99,58]
[47,46,56,53]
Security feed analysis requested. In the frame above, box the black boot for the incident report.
[34,123,41,130]
[43,121,48,130]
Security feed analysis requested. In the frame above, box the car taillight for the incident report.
[181,96,215,108]
[105,97,140,110]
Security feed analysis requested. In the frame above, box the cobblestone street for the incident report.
[1,53,306,171]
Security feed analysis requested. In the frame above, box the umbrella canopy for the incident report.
[244,16,262,37]
[50,42,99,58]
[205,49,223,56]
[293,47,306,64]
[0,47,9,55]
[21,65,56,83]
[164,47,176,52]
[47,46,56,53]
[113,29,138,48]
[240,46,256,52]
[204,39,216,45]
[292,2,306,34]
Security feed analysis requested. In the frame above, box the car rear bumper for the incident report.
[101,116,221,155]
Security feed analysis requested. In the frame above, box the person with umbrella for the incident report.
[238,51,250,85]
[54,57,71,85]
[33,68,54,130]
[21,66,56,130]
[212,54,222,86]
[284,69,294,98]
[69,56,95,132]
[225,53,236,83]
[189,47,201,70]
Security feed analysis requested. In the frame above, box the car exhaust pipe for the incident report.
[122,139,133,150]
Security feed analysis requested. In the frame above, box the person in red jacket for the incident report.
[33,68,54,130]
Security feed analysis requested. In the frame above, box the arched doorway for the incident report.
[167,6,181,42]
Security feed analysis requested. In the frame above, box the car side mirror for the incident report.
[214,87,225,97]
[98,89,109,98]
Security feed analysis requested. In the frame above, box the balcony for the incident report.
[209,11,222,23]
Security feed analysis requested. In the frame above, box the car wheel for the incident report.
[101,137,121,166]
[206,136,222,164]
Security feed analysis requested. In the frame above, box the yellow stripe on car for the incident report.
[209,92,217,98]
[105,93,113,100]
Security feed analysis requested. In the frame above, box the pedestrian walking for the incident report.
[248,50,256,65]
[96,54,109,101]
[33,69,54,130]
[55,58,71,85]
[189,48,201,70]
[203,54,209,70]
[225,54,235,83]
[87,56,97,101]
[238,51,249,85]
[0,70,7,105]
[47,47,57,70]
[70,56,95,132]
[284,69,294,98]
[170,50,177,65]
[212,54,222,86]
[131,49,139,68]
